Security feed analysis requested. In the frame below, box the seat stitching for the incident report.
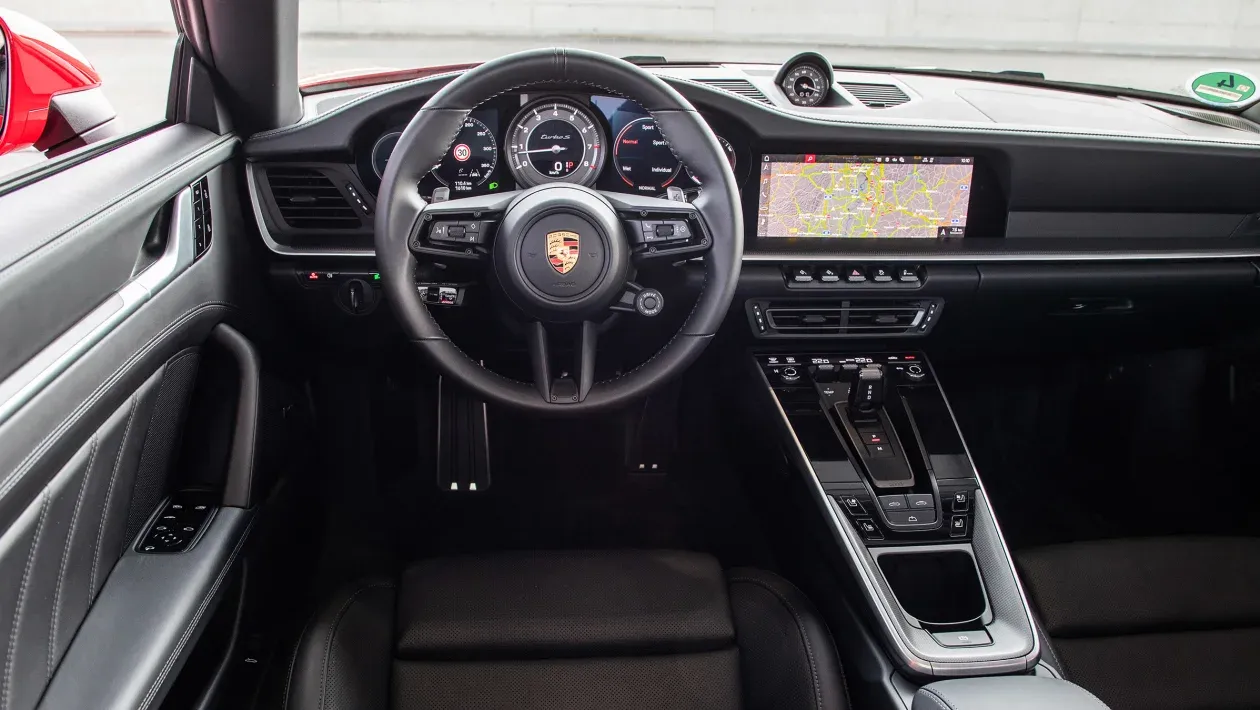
[729,576,822,710]
[317,583,395,710]
[919,689,955,710]
[282,616,316,710]
[48,436,100,677]
[3,493,52,710]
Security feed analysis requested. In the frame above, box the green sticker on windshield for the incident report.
[1186,70,1257,106]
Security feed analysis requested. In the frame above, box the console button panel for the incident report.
[763,351,977,545]
[784,263,923,288]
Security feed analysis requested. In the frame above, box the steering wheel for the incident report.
[375,48,743,413]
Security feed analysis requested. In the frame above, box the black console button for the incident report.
[898,266,921,283]
[872,266,894,282]
[865,443,894,458]
[819,268,841,283]
[792,267,814,283]
[906,493,935,510]
[835,495,867,515]
[845,266,867,283]
[932,629,991,648]
[887,510,936,525]
[951,491,970,512]
[878,494,908,512]
[950,515,969,537]
[856,518,883,540]
[861,431,888,445]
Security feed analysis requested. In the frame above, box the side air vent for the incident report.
[838,82,912,108]
[265,167,363,230]
[749,299,941,338]
[696,79,772,105]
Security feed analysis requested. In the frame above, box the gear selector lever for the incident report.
[849,364,885,413]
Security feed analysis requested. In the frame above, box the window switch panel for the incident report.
[137,491,217,553]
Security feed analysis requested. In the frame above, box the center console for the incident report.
[753,351,1041,677]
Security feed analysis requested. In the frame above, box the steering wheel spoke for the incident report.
[408,190,523,262]
[527,320,599,404]
[601,192,712,264]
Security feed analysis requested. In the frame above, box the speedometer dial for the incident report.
[507,100,606,187]
[613,117,680,193]
[433,117,498,192]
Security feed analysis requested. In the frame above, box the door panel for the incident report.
[0,364,168,710]
[0,125,235,385]
[0,127,246,708]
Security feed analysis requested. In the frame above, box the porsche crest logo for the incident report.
[546,230,581,275]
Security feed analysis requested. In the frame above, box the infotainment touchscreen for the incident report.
[756,155,975,238]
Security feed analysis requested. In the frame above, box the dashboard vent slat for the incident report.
[696,79,772,105]
[838,82,912,109]
[265,167,363,230]
[757,299,935,337]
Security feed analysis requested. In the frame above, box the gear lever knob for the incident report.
[848,364,885,412]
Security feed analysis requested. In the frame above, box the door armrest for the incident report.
[37,506,253,710]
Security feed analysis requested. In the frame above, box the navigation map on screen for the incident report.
[756,155,975,238]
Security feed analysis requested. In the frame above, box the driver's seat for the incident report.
[283,550,847,710]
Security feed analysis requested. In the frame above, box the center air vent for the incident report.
[265,167,363,230]
[749,299,941,338]
[838,82,912,108]
[696,79,772,105]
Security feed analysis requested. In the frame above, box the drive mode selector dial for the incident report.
[507,99,607,187]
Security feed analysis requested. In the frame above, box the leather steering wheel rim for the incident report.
[375,48,743,414]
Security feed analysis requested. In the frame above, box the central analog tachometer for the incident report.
[507,99,606,187]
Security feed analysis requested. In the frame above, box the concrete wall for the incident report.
[7,0,1260,59]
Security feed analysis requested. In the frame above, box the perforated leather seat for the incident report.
[283,550,848,710]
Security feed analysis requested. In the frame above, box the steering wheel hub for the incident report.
[493,184,630,322]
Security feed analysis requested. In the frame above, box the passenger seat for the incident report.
[1016,536,1260,710]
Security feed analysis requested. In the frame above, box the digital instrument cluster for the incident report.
[364,94,743,200]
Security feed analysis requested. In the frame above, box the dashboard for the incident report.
[354,93,749,203]
[246,55,1260,265]
[243,54,1260,357]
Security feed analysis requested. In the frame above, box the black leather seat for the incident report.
[1017,536,1260,710]
[284,550,847,710]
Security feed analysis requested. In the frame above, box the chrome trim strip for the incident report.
[0,184,200,427]
[754,360,1039,676]
[246,163,376,258]
[743,249,1260,263]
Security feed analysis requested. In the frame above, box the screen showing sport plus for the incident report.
[756,155,975,238]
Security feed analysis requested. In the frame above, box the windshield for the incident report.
[297,3,1260,105]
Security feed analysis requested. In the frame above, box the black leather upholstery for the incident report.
[285,551,847,710]
[1017,537,1260,710]
[912,677,1111,710]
